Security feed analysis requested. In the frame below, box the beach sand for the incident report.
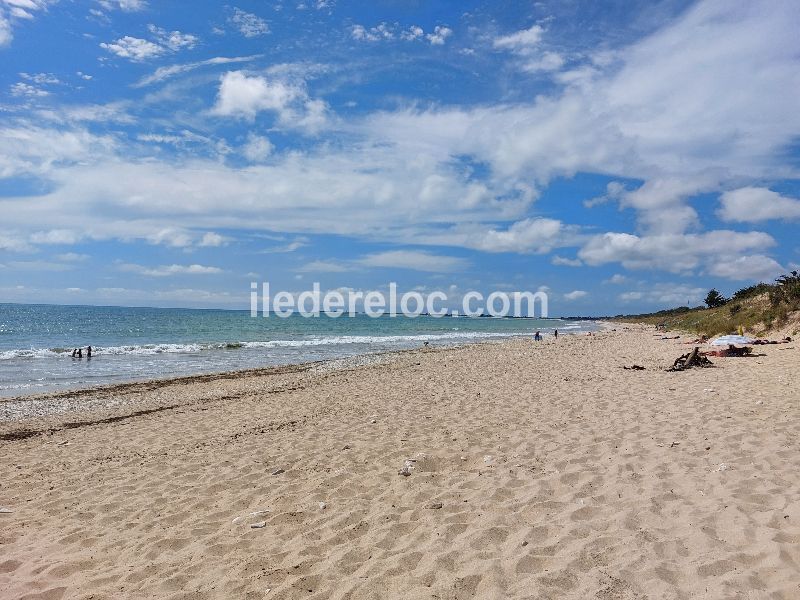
[1,327,799,599]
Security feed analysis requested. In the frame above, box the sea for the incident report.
[0,303,597,397]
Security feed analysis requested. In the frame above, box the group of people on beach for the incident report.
[71,346,92,359]
[533,329,558,341]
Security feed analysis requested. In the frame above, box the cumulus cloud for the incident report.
[100,25,198,62]
[211,71,299,120]
[578,230,776,277]
[351,23,451,45]
[350,23,393,42]
[211,71,327,131]
[718,187,800,222]
[100,36,164,61]
[426,26,452,46]
[708,255,785,281]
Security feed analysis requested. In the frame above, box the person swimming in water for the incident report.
[86,346,92,358]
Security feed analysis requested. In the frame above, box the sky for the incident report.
[1,0,799,315]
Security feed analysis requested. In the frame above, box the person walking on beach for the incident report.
[554,329,558,339]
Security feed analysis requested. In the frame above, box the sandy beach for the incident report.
[1,327,799,599]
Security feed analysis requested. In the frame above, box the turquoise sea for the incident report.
[0,303,596,396]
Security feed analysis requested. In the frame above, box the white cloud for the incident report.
[350,23,450,45]
[357,250,468,273]
[708,255,784,282]
[19,72,59,85]
[426,26,452,46]
[10,82,48,97]
[100,36,164,61]
[0,13,11,47]
[579,230,775,272]
[100,26,198,62]
[351,22,393,42]
[523,51,565,73]
[119,263,223,277]
[30,229,82,244]
[0,232,31,252]
[260,237,308,253]
[98,0,146,11]
[605,274,627,284]
[136,55,260,87]
[299,260,350,273]
[563,290,588,300]
[551,255,582,267]
[618,291,642,302]
[199,232,226,247]
[441,218,572,254]
[242,133,273,162]
[211,71,299,120]
[211,71,327,131]
[401,25,423,41]
[145,228,194,248]
[0,0,55,47]
[718,187,800,222]
[493,24,544,53]
[146,24,198,51]
[229,7,268,37]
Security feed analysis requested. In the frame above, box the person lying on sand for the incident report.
[702,345,752,358]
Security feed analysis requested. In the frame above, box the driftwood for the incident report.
[667,346,714,371]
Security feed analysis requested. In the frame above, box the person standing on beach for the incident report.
[554,329,558,339]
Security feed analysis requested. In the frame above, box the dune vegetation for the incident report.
[613,272,800,337]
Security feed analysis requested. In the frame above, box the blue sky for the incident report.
[1,0,799,315]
